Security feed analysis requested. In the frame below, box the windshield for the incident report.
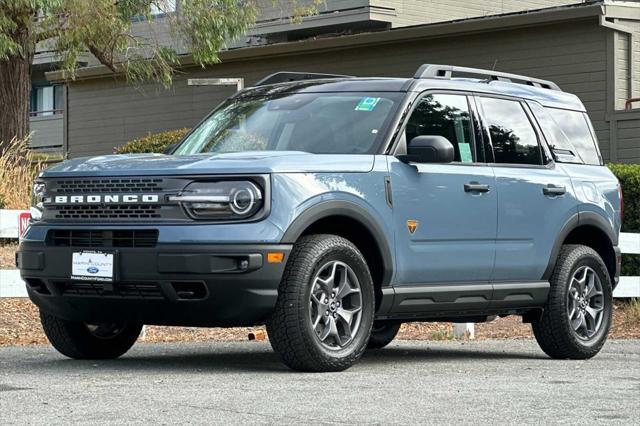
[174,92,403,155]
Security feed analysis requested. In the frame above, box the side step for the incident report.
[377,281,549,318]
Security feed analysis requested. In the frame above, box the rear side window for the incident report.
[547,108,601,165]
[529,103,582,164]
[479,97,543,165]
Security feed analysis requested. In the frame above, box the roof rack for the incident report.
[254,72,353,87]
[413,64,561,91]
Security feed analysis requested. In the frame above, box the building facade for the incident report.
[36,1,640,162]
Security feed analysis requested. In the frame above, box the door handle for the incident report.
[464,183,490,193]
[543,185,566,196]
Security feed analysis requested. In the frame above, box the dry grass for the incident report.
[0,242,18,269]
[623,298,640,323]
[0,136,45,210]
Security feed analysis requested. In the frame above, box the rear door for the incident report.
[476,96,578,282]
[389,92,497,285]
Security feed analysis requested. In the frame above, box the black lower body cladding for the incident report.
[17,241,292,327]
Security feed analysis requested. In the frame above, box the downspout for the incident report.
[63,84,69,159]
[599,13,635,162]
[599,15,635,101]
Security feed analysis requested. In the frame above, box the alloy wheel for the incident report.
[309,260,363,350]
[567,266,605,340]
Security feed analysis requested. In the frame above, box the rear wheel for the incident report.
[367,321,401,349]
[532,244,612,359]
[267,234,375,372]
[40,311,142,359]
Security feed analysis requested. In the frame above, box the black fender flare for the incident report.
[542,211,617,280]
[281,200,394,287]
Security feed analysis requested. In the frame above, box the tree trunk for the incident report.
[0,24,33,155]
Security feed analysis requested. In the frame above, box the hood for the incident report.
[40,151,375,177]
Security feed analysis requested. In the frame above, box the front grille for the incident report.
[63,281,164,299]
[51,204,161,220]
[48,229,159,248]
[52,178,163,194]
[41,176,190,222]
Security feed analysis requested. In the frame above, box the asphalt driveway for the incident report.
[0,339,638,424]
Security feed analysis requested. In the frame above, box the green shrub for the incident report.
[114,128,190,154]
[608,163,640,277]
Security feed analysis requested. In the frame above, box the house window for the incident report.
[151,0,176,16]
[133,0,177,21]
[30,84,63,117]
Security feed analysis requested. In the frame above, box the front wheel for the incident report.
[267,234,375,372]
[40,311,143,359]
[532,244,613,359]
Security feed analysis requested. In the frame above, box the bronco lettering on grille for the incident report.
[47,194,161,204]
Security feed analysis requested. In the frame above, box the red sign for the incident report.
[18,212,31,239]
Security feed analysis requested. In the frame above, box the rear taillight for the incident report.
[618,183,624,225]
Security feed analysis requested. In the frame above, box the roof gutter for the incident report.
[46,3,605,83]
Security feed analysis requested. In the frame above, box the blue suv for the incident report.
[18,65,622,372]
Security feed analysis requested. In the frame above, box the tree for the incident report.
[0,0,319,153]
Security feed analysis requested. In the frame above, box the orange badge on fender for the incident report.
[407,220,418,234]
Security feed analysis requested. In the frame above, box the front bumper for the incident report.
[17,241,292,327]
[614,245,622,287]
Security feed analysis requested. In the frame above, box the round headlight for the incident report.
[230,186,257,215]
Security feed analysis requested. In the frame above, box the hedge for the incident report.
[608,163,640,277]
[114,128,190,154]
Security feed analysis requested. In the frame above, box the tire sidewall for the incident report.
[368,321,402,349]
[558,251,613,351]
[40,311,142,359]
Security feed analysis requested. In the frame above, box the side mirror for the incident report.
[398,135,455,164]
[163,143,177,155]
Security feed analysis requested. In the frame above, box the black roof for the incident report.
[239,67,585,111]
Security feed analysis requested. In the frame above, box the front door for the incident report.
[390,93,497,286]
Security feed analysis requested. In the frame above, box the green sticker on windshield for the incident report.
[355,97,380,111]
[459,143,473,163]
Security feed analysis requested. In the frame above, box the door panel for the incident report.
[492,166,578,280]
[389,159,497,284]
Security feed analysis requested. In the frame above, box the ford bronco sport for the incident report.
[17,64,622,372]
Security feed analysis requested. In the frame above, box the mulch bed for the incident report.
[1,298,638,346]
[2,243,638,345]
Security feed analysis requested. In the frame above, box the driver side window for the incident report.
[405,94,477,163]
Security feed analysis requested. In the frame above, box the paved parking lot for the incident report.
[0,339,638,425]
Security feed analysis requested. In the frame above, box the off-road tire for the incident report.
[40,311,143,360]
[266,234,375,372]
[367,321,401,349]
[532,244,613,359]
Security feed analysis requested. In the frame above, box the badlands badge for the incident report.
[407,220,418,234]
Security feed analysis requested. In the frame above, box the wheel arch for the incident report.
[543,211,618,285]
[281,200,394,309]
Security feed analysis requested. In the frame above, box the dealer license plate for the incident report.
[71,251,114,282]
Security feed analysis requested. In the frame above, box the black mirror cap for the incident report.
[163,143,178,155]
[398,135,455,164]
